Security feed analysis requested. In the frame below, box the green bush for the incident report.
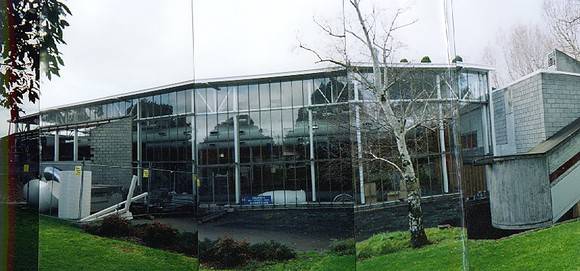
[329,239,356,256]
[177,231,198,257]
[141,222,178,248]
[86,215,132,237]
[249,240,296,262]
[200,238,296,269]
[199,237,251,269]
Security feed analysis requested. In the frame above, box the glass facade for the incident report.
[34,66,491,206]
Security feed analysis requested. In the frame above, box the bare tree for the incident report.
[298,0,460,247]
[481,45,502,88]
[501,24,555,81]
[544,0,580,60]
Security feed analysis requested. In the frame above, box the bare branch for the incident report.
[298,42,347,67]
[366,150,404,176]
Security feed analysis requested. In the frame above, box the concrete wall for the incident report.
[489,156,552,229]
[541,73,580,138]
[89,118,133,190]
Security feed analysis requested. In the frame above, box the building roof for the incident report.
[15,62,492,123]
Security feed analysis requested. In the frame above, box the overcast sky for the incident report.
[1,0,547,135]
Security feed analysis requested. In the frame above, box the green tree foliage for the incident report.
[0,0,70,120]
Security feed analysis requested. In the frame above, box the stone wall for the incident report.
[89,117,133,189]
[200,207,355,239]
[354,194,462,240]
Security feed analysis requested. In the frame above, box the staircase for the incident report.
[488,118,580,230]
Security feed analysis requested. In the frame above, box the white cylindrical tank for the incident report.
[22,179,59,212]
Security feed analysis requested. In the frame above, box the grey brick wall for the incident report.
[509,73,546,153]
[493,90,508,145]
[541,73,580,138]
[90,117,133,189]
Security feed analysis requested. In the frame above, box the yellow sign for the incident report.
[196,178,201,187]
[74,166,82,176]
[143,169,150,178]
[23,164,29,173]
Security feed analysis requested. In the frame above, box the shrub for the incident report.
[93,215,132,237]
[141,222,178,248]
[452,55,463,63]
[177,231,198,257]
[200,237,251,269]
[249,240,296,262]
[329,239,355,256]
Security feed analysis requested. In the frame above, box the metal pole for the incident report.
[191,90,197,204]
[233,87,241,204]
[78,159,85,219]
[137,100,143,188]
[54,130,59,162]
[147,162,151,213]
[73,129,79,161]
[308,82,317,202]
[437,75,450,193]
[354,82,366,205]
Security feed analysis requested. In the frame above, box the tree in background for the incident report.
[483,0,579,86]
[0,0,71,121]
[544,0,580,60]
[502,24,555,82]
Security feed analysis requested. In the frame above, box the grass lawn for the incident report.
[199,252,355,271]
[36,213,580,271]
[358,219,580,271]
[39,216,198,271]
[202,219,580,271]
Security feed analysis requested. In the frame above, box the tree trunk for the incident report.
[395,131,429,248]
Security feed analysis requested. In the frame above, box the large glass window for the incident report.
[291,80,303,108]
[238,85,249,112]
[249,84,260,110]
[58,129,75,161]
[281,81,292,107]
[259,83,270,109]
[270,82,281,108]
